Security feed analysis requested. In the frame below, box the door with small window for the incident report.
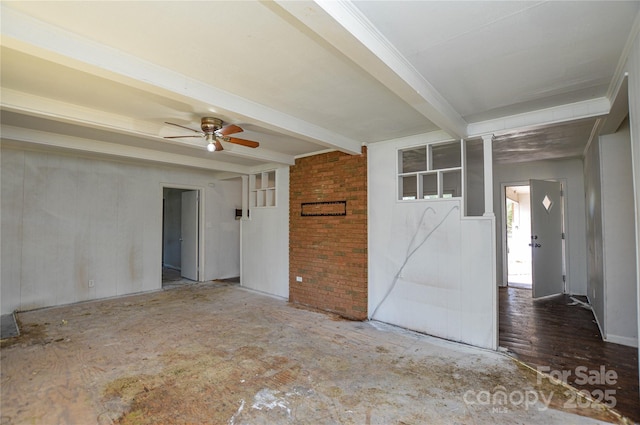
[530,179,564,298]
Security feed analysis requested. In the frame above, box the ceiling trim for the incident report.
[582,117,605,159]
[375,129,454,149]
[248,162,290,174]
[606,9,640,101]
[209,171,245,181]
[601,75,629,135]
[1,4,363,155]
[1,125,251,174]
[219,143,295,166]
[277,0,467,138]
[294,148,337,160]
[467,97,611,137]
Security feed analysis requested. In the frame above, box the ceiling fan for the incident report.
[164,117,259,152]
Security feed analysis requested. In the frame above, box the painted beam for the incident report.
[467,98,611,137]
[1,125,252,174]
[1,89,161,140]
[277,0,467,139]
[0,5,363,155]
[2,89,295,166]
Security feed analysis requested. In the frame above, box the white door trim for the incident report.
[500,181,529,286]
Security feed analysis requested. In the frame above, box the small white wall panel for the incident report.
[460,218,496,348]
[241,167,289,298]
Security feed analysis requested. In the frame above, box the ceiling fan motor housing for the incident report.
[201,117,223,133]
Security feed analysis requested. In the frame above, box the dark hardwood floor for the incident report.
[499,286,639,422]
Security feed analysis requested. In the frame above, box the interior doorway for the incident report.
[162,187,201,286]
[503,180,565,298]
[505,185,532,289]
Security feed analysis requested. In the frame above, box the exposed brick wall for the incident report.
[289,147,367,320]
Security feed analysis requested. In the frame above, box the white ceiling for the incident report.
[1,1,638,174]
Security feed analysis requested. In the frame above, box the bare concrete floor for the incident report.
[1,282,626,425]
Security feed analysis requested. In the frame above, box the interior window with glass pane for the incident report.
[401,147,427,173]
[401,175,418,200]
[422,174,438,199]
[431,142,461,169]
[397,140,463,201]
[442,170,461,198]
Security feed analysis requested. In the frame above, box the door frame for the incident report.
[500,179,569,290]
[161,183,206,283]
[504,184,532,287]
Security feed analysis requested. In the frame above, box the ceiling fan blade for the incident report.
[164,135,202,139]
[218,124,243,136]
[227,137,259,148]
[215,139,224,152]
[165,121,202,135]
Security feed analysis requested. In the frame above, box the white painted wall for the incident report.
[240,166,289,298]
[600,120,638,347]
[369,134,496,350]
[626,25,640,394]
[584,136,606,332]
[1,144,241,315]
[494,158,588,295]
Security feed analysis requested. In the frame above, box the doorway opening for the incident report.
[162,187,201,287]
[505,185,532,289]
[501,179,566,298]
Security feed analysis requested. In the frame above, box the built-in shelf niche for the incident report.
[250,170,276,208]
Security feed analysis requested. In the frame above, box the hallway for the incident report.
[499,286,639,422]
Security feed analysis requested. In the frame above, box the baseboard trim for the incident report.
[604,334,638,348]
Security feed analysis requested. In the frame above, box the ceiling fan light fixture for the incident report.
[164,117,258,151]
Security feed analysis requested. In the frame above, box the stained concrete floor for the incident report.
[0,282,627,425]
